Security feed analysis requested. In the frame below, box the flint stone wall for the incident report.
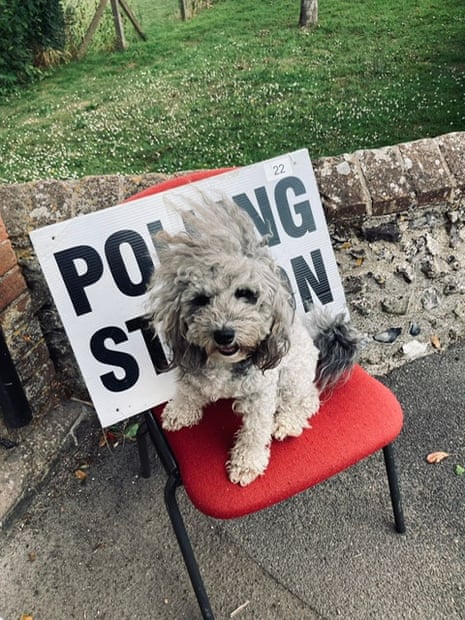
[0,132,464,416]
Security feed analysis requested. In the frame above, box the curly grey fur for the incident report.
[145,193,360,485]
[148,194,360,383]
[148,195,294,374]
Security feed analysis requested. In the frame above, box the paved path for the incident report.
[1,343,464,619]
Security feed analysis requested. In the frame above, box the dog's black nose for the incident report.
[213,328,235,346]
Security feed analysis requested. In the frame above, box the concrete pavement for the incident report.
[1,342,464,619]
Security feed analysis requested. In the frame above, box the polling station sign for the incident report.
[30,149,348,427]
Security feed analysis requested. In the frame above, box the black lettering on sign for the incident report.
[291,250,334,311]
[104,230,154,296]
[233,188,280,246]
[125,316,169,373]
[54,245,103,316]
[90,326,140,392]
[275,176,316,238]
[146,219,168,262]
[146,219,164,245]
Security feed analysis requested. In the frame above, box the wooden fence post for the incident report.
[179,0,187,20]
[118,0,147,40]
[76,0,146,59]
[77,0,109,60]
[110,0,127,51]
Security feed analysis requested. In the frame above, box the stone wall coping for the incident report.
[0,132,464,243]
[0,131,465,418]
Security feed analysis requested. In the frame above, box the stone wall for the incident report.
[315,132,465,373]
[0,132,464,419]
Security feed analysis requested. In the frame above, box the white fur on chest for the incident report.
[183,362,277,402]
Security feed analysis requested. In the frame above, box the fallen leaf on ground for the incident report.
[124,422,140,440]
[99,422,140,449]
[74,469,88,481]
[230,600,250,617]
[455,464,465,476]
[105,430,119,442]
[426,451,450,464]
[430,334,441,349]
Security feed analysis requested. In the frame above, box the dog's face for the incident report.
[176,256,278,366]
[148,197,295,372]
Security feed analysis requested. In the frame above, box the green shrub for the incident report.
[0,0,66,93]
[0,0,121,94]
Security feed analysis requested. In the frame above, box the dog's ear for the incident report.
[167,321,207,372]
[147,285,180,371]
[147,253,208,372]
[252,320,290,370]
[252,268,294,371]
[149,292,207,372]
[146,239,182,364]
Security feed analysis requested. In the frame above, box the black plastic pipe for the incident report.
[0,328,32,428]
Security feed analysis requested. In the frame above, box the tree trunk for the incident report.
[299,0,318,27]
[179,0,187,20]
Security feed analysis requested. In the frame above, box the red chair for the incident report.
[130,172,405,620]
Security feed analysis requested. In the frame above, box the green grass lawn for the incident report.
[0,0,464,183]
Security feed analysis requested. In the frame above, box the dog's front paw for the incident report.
[272,417,310,441]
[227,446,270,486]
[227,463,264,487]
[161,400,203,431]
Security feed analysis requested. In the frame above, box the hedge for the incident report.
[0,0,65,93]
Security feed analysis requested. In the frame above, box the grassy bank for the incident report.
[0,0,464,183]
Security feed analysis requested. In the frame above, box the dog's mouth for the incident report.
[216,343,240,357]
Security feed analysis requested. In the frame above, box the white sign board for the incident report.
[30,149,347,427]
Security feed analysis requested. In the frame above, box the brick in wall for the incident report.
[0,266,27,311]
[0,240,17,277]
[0,214,61,420]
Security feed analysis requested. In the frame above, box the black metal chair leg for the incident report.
[383,443,406,534]
[165,473,215,620]
[136,421,151,478]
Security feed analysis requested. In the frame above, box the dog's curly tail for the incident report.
[305,309,361,392]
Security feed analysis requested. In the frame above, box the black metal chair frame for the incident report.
[137,409,405,620]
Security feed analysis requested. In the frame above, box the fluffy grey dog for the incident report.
[148,195,358,486]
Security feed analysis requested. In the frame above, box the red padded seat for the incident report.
[151,365,403,519]
[128,169,403,519]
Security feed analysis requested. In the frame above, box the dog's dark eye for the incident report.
[191,293,211,307]
[235,288,257,304]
